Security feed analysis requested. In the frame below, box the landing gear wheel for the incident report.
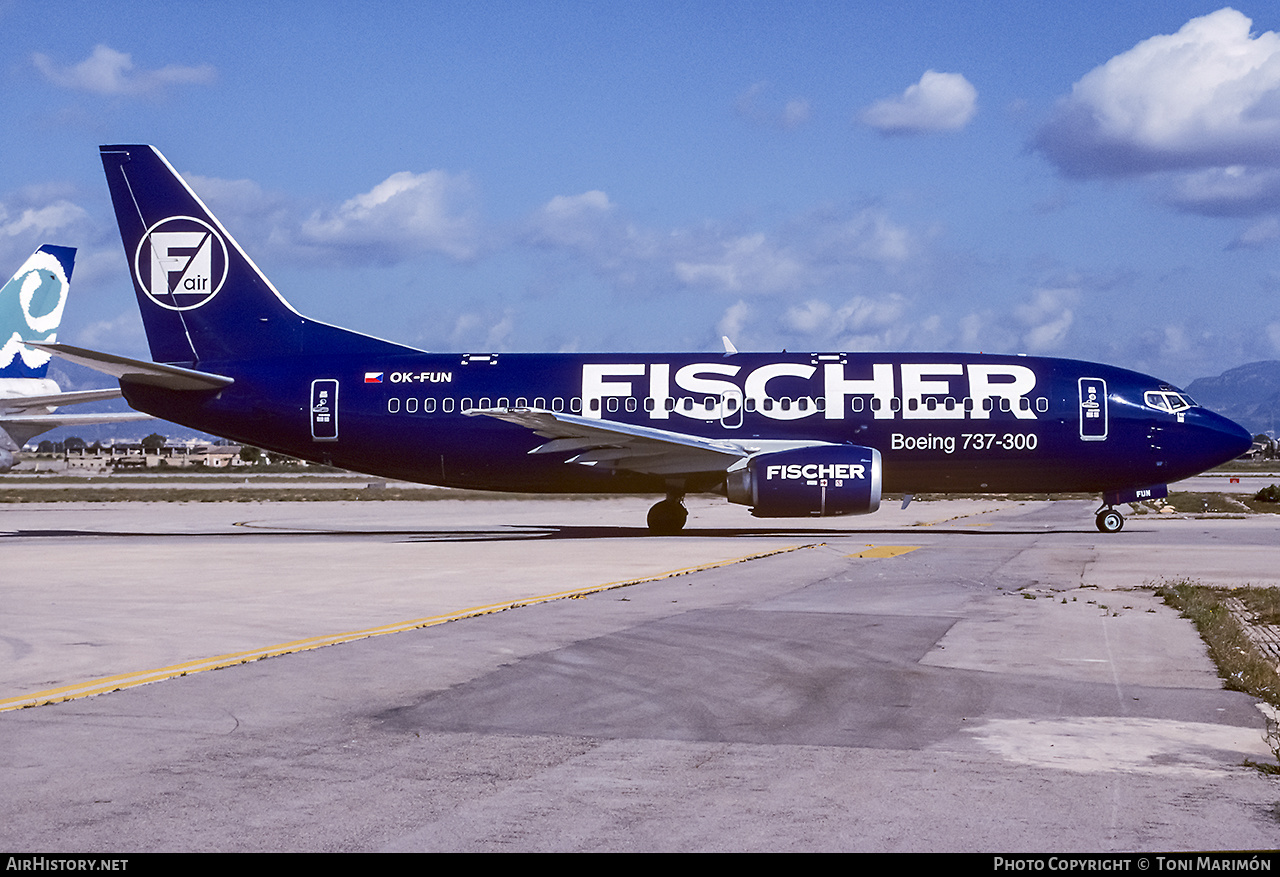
[647,499,688,535]
[1095,508,1124,533]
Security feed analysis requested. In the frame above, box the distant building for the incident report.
[60,442,276,470]
[15,440,306,473]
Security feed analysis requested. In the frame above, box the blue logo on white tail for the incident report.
[0,245,74,379]
[134,216,229,311]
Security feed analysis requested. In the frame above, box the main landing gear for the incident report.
[647,486,688,535]
[1095,505,1124,533]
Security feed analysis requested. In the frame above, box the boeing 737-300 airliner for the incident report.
[35,145,1253,532]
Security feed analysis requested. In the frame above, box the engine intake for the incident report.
[726,445,882,518]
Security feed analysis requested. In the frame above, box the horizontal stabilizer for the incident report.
[0,409,153,448]
[28,342,234,391]
[0,387,124,413]
[1,412,152,428]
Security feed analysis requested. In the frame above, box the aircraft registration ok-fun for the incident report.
[38,145,1253,533]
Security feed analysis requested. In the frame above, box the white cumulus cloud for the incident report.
[525,191,615,249]
[518,196,923,306]
[860,70,977,134]
[299,170,479,262]
[674,233,806,295]
[717,300,752,343]
[1015,288,1077,353]
[781,295,910,349]
[736,82,812,129]
[0,201,89,239]
[1164,165,1280,216]
[1229,216,1280,249]
[1035,8,1280,179]
[33,44,215,96]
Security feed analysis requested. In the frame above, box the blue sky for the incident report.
[4,1,1280,386]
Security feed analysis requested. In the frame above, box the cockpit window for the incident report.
[1145,391,1194,412]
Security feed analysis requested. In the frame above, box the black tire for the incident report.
[647,499,688,535]
[1096,509,1124,533]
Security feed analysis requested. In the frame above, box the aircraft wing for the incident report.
[467,407,831,476]
[27,342,234,391]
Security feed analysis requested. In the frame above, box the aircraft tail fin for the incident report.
[99,145,410,367]
[0,245,74,379]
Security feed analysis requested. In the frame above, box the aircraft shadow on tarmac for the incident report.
[4,523,1107,542]
[400,523,1113,541]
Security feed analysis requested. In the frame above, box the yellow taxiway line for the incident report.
[0,543,817,712]
[845,545,921,559]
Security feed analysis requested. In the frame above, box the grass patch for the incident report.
[1157,579,1280,770]
[1153,579,1280,707]
[1235,587,1280,627]
[1160,492,1252,515]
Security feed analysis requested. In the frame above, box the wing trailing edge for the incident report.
[467,407,834,477]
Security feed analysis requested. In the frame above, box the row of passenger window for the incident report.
[385,395,1051,415]
[389,396,581,414]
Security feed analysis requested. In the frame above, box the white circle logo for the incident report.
[134,216,229,311]
[18,250,69,334]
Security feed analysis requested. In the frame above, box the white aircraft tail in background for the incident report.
[0,245,150,471]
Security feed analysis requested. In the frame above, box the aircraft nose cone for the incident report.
[1159,408,1252,482]
[1202,410,1253,464]
[1226,417,1253,457]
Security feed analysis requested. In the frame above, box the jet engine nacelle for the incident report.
[726,445,882,518]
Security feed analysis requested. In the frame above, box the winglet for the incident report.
[721,335,738,356]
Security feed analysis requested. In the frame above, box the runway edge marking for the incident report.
[0,542,819,712]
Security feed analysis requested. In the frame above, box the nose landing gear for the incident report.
[1095,505,1124,533]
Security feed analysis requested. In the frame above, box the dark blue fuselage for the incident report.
[121,350,1252,497]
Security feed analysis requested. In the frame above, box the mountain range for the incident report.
[1185,361,1280,438]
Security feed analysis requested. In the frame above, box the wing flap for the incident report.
[468,407,749,476]
[467,407,835,478]
[529,436,622,455]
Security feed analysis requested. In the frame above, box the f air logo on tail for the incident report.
[134,216,229,311]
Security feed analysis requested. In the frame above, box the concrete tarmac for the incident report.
[2,496,1279,851]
